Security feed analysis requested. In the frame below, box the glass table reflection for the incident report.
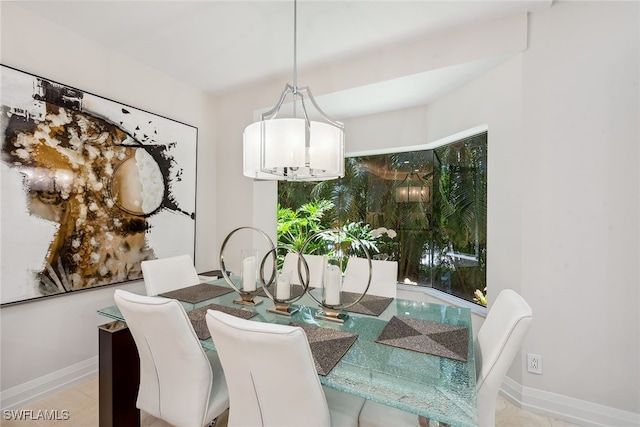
[98,278,478,427]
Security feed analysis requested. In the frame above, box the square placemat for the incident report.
[187,303,257,340]
[160,283,233,304]
[375,316,468,362]
[291,322,358,376]
[341,291,393,316]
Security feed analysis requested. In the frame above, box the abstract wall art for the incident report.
[0,65,197,305]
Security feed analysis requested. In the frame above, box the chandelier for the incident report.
[243,0,345,181]
[395,171,430,203]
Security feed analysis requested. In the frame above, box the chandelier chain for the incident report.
[293,0,298,91]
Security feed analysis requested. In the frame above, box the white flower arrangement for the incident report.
[372,227,396,238]
[371,227,397,259]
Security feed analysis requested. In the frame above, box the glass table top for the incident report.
[98,278,478,427]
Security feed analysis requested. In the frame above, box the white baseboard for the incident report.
[0,357,97,411]
[501,376,640,427]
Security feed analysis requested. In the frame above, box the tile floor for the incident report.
[1,375,580,426]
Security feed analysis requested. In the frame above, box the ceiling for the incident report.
[14,1,548,118]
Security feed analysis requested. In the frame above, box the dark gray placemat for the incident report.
[257,284,306,299]
[341,291,393,316]
[375,316,469,362]
[187,303,257,340]
[291,322,358,376]
[160,283,233,304]
[199,270,224,277]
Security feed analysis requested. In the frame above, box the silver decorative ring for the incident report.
[219,226,276,295]
[259,246,309,304]
[300,228,372,310]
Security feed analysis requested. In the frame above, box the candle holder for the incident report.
[233,290,263,306]
[260,247,309,316]
[234,248,261,306]
[317,307,350,323]
[300,229,372,324]
[220,227,276,307]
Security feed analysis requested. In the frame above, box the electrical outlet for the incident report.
[527,353,542,374]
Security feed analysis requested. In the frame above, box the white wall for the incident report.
[520,1,639,414]
[0,2,218,397]
[216,0,640,421]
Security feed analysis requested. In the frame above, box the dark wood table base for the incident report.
[98,321,140,427]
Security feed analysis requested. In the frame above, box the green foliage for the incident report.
[276,201,381,271]
[277,199,334,254]
[276,133,487,305]
[432,134,487,299]
[339,221,379,255]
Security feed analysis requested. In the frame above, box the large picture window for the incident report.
[278,132,487,305]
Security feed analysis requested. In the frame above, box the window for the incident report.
[277,132,487,305]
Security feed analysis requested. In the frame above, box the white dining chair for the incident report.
[113,290,229,427]
[341,257,398,298]
[358,289,533,427]
[141,254,200,296]
[282,252,327,288]
[205,309,365,427]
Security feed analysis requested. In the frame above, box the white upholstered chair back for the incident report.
[282,252,327,288]
[341,257,398,298]
[113,290,229,427]
[141,254,200,295]
[205,310,332,427]
[475,289,533,426]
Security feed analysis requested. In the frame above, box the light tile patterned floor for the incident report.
[493,395,580,427]
[1,375,580,426]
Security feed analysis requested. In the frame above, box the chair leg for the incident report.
[419,417,450,427]
[209,408,229,427]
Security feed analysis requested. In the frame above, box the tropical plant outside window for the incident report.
[277,132,487,305]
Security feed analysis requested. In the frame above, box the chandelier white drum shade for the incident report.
[243,112,344,181]
[242,1,345,181]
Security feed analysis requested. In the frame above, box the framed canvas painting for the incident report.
[0,65,197,305]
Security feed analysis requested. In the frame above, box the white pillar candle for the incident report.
[242,256,257,292]
[324,264,341,305]
[276,271,291,300]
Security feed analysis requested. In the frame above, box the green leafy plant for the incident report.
[276,201,381,271]
[277,199,334,254]
[339,221,379,256]
[276,134,487,305]
[370,227,397,259]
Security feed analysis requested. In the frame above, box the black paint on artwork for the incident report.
[33,79,83,111]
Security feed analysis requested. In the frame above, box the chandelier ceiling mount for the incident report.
[242,0,345,181]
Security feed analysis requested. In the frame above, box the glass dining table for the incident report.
[97,278,478,427]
